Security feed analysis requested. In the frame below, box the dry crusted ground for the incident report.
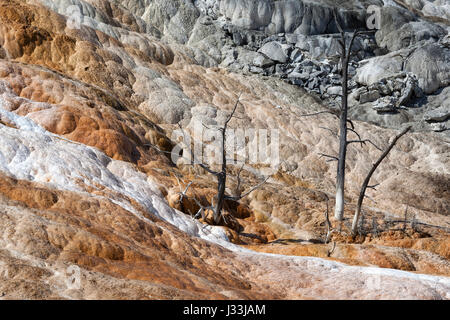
[0,0,448,299]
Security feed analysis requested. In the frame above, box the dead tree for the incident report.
[177,95,270,225]
[351,126,412,235]
[332,10,375,221]
[197,99,238,224]
[300,12,376,222]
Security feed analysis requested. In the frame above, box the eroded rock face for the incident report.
[401,0,450,21]
[405,43,450,94]
[165,0,450,136]
[218,0,382,35]
[0,0,448,299]
[29,0,448,136]
[352,42,450,129]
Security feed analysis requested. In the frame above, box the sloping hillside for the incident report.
[0,0,448,299]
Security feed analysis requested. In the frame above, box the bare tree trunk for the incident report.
[334,33,349,221]
[335,64,348,220]
[351,126,411,235]
[331,10,376,221]
[213,126,227,224]
[213,172,226,224]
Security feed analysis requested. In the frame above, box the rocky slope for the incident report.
[189,0,450,135]
[0,0,448,299]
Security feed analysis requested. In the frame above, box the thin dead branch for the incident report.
[351,126,412,235]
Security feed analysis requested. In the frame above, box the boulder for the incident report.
[405,43,450,94]
[430,122,450,132]
[372,96,398,113]
[290,48,303,62]
[253,53,275,68]
[375,5,417,50]
[258,41,288,63]
[360,90,381,103]
[379,20,447,51]
[424,106,450,122]
[397,75,418,107]
[355,50,410,86]
[442,34,450,48]
[327,86,342,96]
[421,0,450,20]
[285,33,298,44]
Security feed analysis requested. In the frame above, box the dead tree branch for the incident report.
[347,139,382,151]
[351,126,412,235]
[225,175,270,201]
[347,127,361,140]
[174,94,270,226]
[318,153,339,162]
[298,110,339,118]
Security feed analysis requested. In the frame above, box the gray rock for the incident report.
[234,48,265,68]
[295,34,310,51]
[290,79,304,86]
[250,66,264,74]
[233,32,245,46]
[321,64,332,73]
[275,64,286,76]
[219,0,379,36]
[373,97,397,113]
[397,75,418,107]
[285,34,298,44]
[421,0,450,20]
[298,73,311,81]
[430,122,450,132]
[327,86,342,96]
[379,20,446,51]
[348,65,356,76]
[349,87,366,102]
[301,59,315,67]
[441,34,450,48]
[348,79,358,91]
[424,106,450,122]
[290,48,303,62]
[375,5,416,51]
[265,65,276,75]
[310,70,325,78]
[379,81,393,96]
[258,41,289,63]
[288,71,304,79]
[188,19,232,65]
[355,49,411,86]
[360,90,381,104]
[307,78,317,90]
[253,54,275,68]
[195,0,220,18]
[221,55,236,67]
[405,43,450,94]
[331,64,339,74]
